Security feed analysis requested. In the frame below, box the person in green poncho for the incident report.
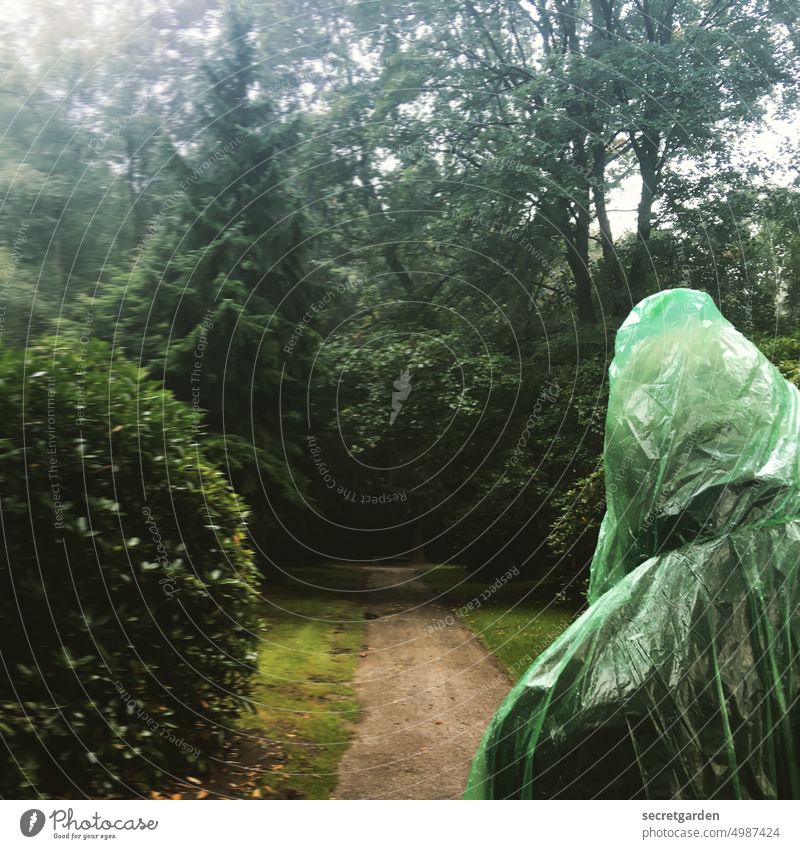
[466,288,800,800]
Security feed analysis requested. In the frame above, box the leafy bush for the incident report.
[548,465,604,598]
[0,340,261,797]
[754,331,800,386]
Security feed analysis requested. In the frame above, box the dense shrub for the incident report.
[0,341,261,797]
[754,332,800,387]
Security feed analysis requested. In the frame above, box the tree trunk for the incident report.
[124,130,144,245]
[409,521,428,565]
[591,143,625,313]
[628,138,659,303]
[384,243,415,292]
[563,204,596,324]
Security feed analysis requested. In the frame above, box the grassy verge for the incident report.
[233,565,367,799]
[421,565,579,681]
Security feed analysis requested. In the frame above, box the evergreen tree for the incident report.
[103,7,321,557]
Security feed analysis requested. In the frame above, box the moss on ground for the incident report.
[234,565,368,799]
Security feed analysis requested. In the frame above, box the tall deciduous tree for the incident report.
[335,0,797,321]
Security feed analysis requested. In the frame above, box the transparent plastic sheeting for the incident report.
[466,288,800,799]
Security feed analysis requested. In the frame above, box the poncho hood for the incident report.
[589,288,800,601]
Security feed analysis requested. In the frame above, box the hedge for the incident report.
[0,340,261,797]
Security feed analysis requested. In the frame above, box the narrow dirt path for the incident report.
[334,566,511,800]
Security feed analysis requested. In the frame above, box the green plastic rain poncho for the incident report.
[466,288,800,799]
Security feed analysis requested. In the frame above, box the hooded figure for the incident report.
[466,289,800,799]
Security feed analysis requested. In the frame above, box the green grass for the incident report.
[235,565,368,799]
[217,563,575,800]
[421,565,579,681]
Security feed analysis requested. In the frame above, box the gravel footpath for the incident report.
[334,566,510,800]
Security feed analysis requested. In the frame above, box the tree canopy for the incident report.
[1,0,799,582]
